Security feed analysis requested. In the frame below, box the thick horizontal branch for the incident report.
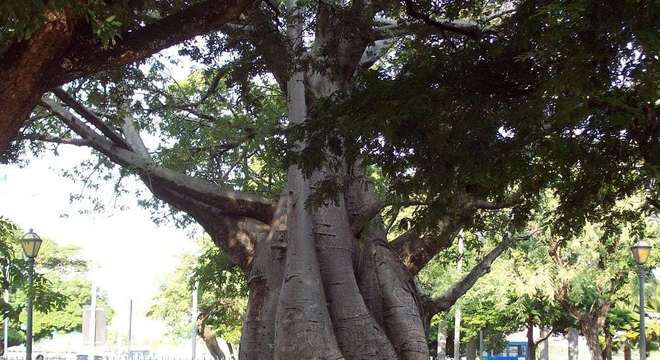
[0,1,250,156]
[40,96,276,224]
[52,0,254,86]
[425,232,519,316]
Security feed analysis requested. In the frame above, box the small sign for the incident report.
[82,306,107,346]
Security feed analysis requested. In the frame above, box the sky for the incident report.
[0,144,200,346]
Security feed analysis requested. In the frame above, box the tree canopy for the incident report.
[1,0,658,358]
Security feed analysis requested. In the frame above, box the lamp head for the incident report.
[632,240,652,266]
[20,229,42,259]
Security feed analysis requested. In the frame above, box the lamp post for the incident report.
[20,229,42,360]
[631,240,652,360]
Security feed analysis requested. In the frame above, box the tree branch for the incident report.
[52,88,129,149]
[425,231,521,316]
[358,39,397,68]
[40,96,276,224]
[121,110,151,160]
[51,0,254,86]
[534,327,555,346]
[351,199,429,235]
[20,133,90,147]
[402,0,493,39]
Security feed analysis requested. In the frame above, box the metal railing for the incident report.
[1,353,213,360]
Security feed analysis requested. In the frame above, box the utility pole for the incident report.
[454,232,464,360]
[3,265,8,356]
[191,282,198,360]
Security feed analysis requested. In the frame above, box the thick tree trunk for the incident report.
[581,322,602,360]
[601,331,612,360]
[466,338,477,360]
[29,3,499,357]
[578,303,609,360]
[237,1,429,357]
[623,341,631,360]
[527,321,536,360]
[39,68,445,360]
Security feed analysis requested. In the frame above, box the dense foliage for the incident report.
[296,0,658,235]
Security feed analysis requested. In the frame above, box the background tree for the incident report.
[149,238,246,360]
[423,201,659,360]
[0,218,112,354]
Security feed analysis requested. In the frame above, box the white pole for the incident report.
[454,232,464,360]
[191,282,198,360]
[88,279,97,360]
[127,299,133,358]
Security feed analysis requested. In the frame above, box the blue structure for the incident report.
[484,341,529,360]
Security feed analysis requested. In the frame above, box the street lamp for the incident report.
[20,229,42,360]
[632,240,652,360]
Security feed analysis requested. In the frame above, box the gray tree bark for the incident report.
[568,328,579,360]
[539,327,549,360]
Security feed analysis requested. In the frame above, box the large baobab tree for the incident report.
[8,0,659,358]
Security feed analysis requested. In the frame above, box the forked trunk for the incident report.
[238,167,429,359]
